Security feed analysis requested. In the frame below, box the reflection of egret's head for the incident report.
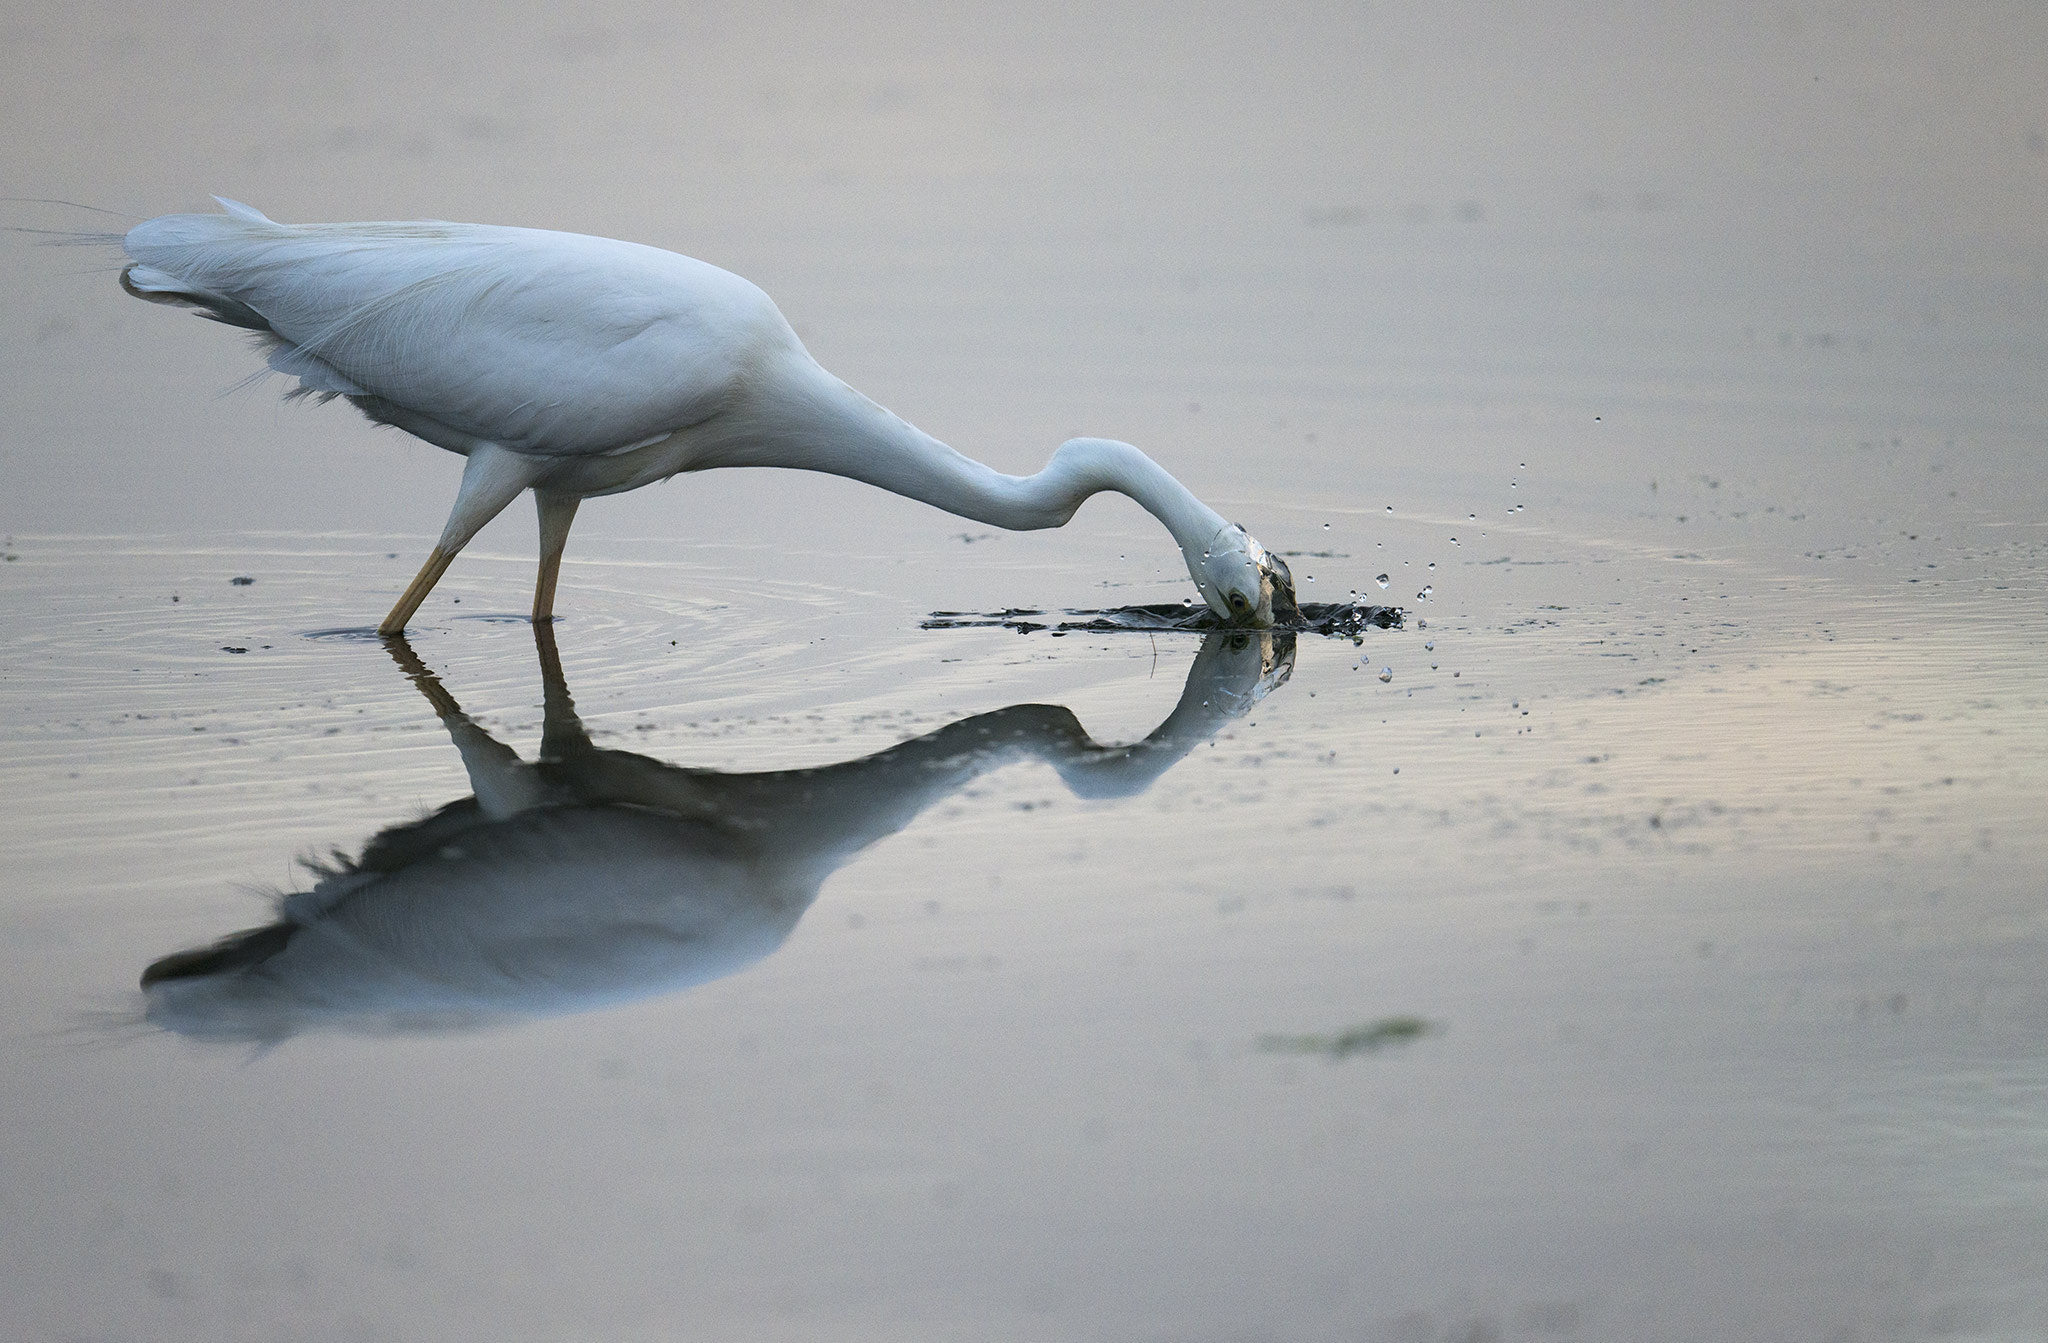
[142,625,1295,1043]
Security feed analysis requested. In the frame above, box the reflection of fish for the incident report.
[142,627,1293,1042]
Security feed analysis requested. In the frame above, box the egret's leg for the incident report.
[380,549,458,637]
[379,444,548,635]
[531,491,581,625]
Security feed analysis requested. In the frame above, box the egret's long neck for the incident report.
[728,355,1230,561]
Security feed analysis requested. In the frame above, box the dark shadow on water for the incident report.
[924,601,1402,637]
[140,624,1295,1044]
[1257,1016,1439,1061]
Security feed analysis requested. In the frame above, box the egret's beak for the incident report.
[1231,525,1300,629]
[1261,550,1301,627]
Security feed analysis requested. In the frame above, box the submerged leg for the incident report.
[379,444,549,636]
[531,490,582,625]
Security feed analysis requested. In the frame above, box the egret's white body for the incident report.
[121,199,1296,631]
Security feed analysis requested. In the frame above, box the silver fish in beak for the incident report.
[1192,523,1302,628]
[1236,526,1301,628]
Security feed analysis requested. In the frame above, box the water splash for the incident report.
[300,627,390,642]
[924,601,1402,637]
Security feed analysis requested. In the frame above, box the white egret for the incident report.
[119,199,1298,633]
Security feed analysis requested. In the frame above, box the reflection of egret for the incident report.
[119,200,1299,632]
[142,626,1293,1041]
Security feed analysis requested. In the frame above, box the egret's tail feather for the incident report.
[264,338,368,397]
[120,261,269,331]
[119,201,496,405]
[1,196,134,248]
[10,228,127,247]
[211,196,276,224]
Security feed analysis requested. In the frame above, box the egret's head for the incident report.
[1190,523,1301,628]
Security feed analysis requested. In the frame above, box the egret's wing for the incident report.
[122,207,793,456]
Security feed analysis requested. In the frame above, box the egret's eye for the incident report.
[1228,592,1250,612]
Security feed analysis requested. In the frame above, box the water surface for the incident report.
[4,4,2047,1340]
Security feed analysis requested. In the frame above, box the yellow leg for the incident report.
[532,491,581,624]
[377,444,548,636]
[379,547,457,636]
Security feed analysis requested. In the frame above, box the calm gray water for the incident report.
[4,5,2046,1340]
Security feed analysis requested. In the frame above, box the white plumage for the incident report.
[123,199,1296,633]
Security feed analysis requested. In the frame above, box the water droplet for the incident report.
[1322,522,1331,530]
[1417,618,1426,628]
[1375,574,1389,588]
[1378,667,1393,683]
[1449,537,1460,546]
[1468,513,1477,521]
[1426,562,1435,571]
[1418,585,1433,600]
[1424,641,1434,651]
[1510,480,1517,489]
[1385,505,1393,513]
[1306,575,1315,582]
